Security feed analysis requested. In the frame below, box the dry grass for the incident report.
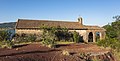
[112,50,120,61]
[62,50,70,56]
[56,41,74,44]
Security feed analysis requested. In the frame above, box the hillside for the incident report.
[0,22,16,29]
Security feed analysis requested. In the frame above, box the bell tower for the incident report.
[78,17,83,25]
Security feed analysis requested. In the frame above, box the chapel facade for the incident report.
[15,17,106,42]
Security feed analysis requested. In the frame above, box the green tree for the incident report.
[0,30,13,48]
[103,24,117,38]
[0,30,11,41]
[112,15,120,40]
[103,15,120,40]
[98,15,120,52]
[41,26,57,48]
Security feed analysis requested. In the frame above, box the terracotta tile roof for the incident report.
[16,19,85,30]
[83,25,106,30]
[16,19,105,30]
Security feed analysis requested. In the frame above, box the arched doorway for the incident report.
[96,32,100,42]
[88,32,93,42]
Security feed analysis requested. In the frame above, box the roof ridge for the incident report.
[18,19,78,23]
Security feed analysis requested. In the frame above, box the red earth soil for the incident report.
[0,43,115,61]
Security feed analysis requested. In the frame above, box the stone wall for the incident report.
[69,29,106,42]
[86,29,106,42]
[69,30,87,42]
[15,29,43,35]
[16,29,106,43]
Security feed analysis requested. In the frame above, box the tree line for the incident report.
[97,15,120,52]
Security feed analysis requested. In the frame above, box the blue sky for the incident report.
[0,0,120,26]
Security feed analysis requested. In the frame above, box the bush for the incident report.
[0,30,11,41]
[97,37,120,52]
[42,38,56,48]
[0,40,14,49]
[35,35,42,42]
[41,26,58,48]
[27,34,37,42]
[0,30,14,49]
[13,33,37,43]
[73,31,80,43]
[97,39,108,48]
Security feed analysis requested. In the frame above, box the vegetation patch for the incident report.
[0,30,14,49]
[13,33,37,43]
[73,31,80,43]
[40,25,82,48]
[62,50,70,56]
[98,15,120,60]
[56,41,74,44]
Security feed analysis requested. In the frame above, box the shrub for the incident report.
[4,41,14,49]
[42,38,52,45]
[13,33,37,43]
[42,38,56,48]
[41,26,57,48]
[0,30,14,49]
[0,40,14,49]
[41,25,74,42]
[27,34,37,42]
[97,37,120,52]
[73,31,80,43]
[97,39,108,48]
[35,35,42,42]
[0,30,11,41]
